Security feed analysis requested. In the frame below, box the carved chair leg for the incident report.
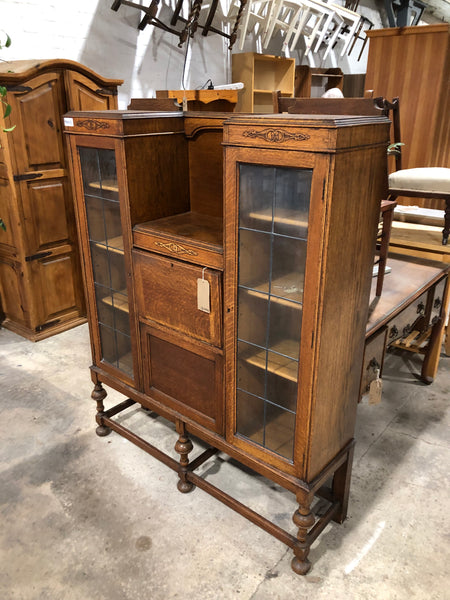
[291,492,315,575]
[174,420,194,493]
[91,382,111,437]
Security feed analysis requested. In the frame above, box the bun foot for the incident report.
[96,424,111,437]
[177,479,194,493]
[291,556,312,575]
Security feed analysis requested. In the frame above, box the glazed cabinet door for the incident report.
[225,148,325,474]
[72,139,136,384]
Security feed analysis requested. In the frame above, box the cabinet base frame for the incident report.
[93,381,355,575]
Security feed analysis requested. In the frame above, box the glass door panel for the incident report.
[79,147,133,379]
[236,164,311,461]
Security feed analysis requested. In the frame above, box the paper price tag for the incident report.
[64,117,74,127]
[197,278,210,313]
[368,369,383,405]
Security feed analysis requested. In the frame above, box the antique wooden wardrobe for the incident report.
[0,60,122,340]
[64,110,389,574]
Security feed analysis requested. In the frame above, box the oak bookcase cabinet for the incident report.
[64,110,389,574]
[0,60,122,340]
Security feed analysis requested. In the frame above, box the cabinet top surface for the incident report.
[224,113,391,128]
[0,59,123,85]
[65,110,184,120]
[367,23,449,38]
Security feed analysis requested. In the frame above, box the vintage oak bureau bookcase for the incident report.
[64,109,389,574]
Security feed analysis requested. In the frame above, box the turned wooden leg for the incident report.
[332,443,355,523]
[174,421,194,493]
[291,493,315,575]
[91,382,111,437]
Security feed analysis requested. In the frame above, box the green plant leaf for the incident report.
[3,125,15,132]
[0,218,6,232]
[5,34,11,48]
[3,103,11,118]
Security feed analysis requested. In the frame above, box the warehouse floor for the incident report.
[0,323,448,600]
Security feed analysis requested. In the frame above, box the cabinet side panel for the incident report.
[306,145,387,480]
[188,129,223,218]
[365,25,449,210]
[0,258,27,326]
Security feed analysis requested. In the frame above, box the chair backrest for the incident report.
[272,90,386,116]
[383,97,402,171]
[127,97,181,111]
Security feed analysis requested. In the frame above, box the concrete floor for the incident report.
[0,323,448,600]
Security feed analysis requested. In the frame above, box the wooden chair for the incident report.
[272,90,384,115]
[234,0,274,51]
[384,98,450,246]
[127,98,181,111]
[321,0,361,57]
[343,0,374,61]
[272,92,396,296]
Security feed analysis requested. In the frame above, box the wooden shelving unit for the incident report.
[294,65,344,98]
[232,53,295,112]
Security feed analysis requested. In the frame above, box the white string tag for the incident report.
[368,368,383,405]
[197,267,210,313]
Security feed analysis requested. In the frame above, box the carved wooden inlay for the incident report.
[243,128,310,143]
[154,241,198,256]
[76,119,110,131]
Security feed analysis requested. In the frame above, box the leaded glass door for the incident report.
[235,164,311,461]
[78,146,134,380]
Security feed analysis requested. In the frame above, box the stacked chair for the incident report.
[235,0,362,57]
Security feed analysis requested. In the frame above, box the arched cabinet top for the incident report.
[0,58,123,87]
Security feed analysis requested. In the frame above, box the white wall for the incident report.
[0,0,445,108]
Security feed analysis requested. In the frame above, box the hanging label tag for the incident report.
[197,276,210,313]
[368,369,383,405]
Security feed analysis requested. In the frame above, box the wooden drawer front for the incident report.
[387,291,428,344]
[133,250,222,347]
[141,325,223,433]
[360,327,387,397]
[133,229,224,270]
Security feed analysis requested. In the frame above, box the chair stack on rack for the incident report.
[235,0,363,59]
[264,0,344,58]
[321,0,361,56]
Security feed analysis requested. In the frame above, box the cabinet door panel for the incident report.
[21,178,73,253]
[232,163,311,462]
[65,71,118,111]
[9,72,66,173]
[34,252,83,323]
[76,144,134,382]
[141,324,223,433]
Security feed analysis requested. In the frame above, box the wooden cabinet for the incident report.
[65,110,390,575]
[232,53,295,112]
[365,24,450,209]
[0,60,122,340]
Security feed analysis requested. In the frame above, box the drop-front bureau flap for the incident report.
[133,249,223,347]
